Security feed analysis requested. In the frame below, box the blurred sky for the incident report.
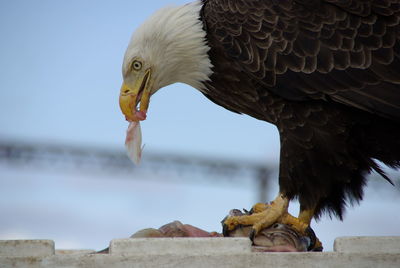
[0,0,399,252]
[0,0,280,163]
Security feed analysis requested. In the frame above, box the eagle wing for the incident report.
[202,0,400,121]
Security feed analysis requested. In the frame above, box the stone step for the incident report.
[0,240,54,257]
[334,236,400,253]
[109,237,251,255]
[1,237,399,268]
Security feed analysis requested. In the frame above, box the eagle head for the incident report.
[119,2,213,122]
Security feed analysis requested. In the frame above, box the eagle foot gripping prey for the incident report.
[222,194,323,251]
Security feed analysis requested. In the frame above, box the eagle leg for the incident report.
[222,194,323,251]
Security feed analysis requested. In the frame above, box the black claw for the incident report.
[222,223,230,237]
[221,215,230,237]
[311,245,324,252]
[305,226,316,251]
[249,228,256,243]
[220,215,228,225]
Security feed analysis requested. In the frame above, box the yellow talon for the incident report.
[251,203,269,213]
[222,193,323,251]
[280,213,309,235]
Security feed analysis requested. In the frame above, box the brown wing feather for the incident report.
[201,0,400,218]
[203,0,400,121]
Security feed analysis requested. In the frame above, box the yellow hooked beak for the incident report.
[119,69,152,122]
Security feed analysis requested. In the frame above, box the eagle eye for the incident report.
[132,60,143,71]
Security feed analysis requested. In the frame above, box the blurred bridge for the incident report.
[1,141,397,202]
[0,140,277,202]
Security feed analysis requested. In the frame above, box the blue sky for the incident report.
[0,0,399,251]
[0,0,280,163]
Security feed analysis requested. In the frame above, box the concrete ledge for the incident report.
[1,237,400,268]
[110,237,251,255]
[334,236,400,253]
[56,249,95,255]
[0,240,54,257]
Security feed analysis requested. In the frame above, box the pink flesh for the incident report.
[125,110,147,122]
[125,122,136,143]
[125,121,142,165]
[181,224,218,237]
[135,110,147,121]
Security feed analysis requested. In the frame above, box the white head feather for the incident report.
[122,1,213,92]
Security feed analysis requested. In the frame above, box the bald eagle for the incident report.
[119,0,400,249]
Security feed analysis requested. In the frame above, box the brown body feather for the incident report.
[200,0,400,218]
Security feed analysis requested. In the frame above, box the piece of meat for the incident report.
[125,121,143,164]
